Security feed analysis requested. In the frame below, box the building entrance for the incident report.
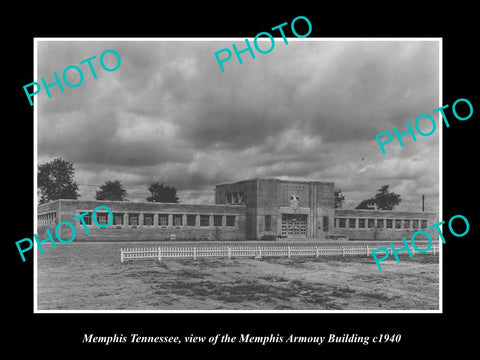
[281,214,308,237]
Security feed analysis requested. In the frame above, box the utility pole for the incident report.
[422,195,425,212]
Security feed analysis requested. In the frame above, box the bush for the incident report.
[325,235,349,241]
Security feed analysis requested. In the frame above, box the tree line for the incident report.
[38,157,402,210]
[38,158,179,204]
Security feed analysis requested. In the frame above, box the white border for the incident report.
[33,37,443,314]
[33,39,38,311]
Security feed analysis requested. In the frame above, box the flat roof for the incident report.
[38,198,244,207]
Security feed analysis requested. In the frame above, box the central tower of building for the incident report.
[215,178,335,240]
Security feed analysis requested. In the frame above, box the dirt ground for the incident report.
[36,242,439,311]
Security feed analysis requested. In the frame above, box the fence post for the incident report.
[288,246,291,259]
[193,246,197,260]
[316,246,319,258]
[228,247,231,259]
[433,245,436,256]
[121,248,124,263]
[342,246,345,257]
[158,247,162,261]
[259,247,262,259]
[366,245,369,257]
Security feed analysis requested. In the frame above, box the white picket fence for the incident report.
[120,243,439,262]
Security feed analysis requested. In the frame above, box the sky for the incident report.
[36,39,440,211]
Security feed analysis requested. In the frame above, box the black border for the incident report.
[7,5,477,355]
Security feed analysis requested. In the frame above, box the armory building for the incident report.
[37,177,438,241]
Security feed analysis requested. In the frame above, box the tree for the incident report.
[146,182,179,203]
[95,180,128,201]
[374,185,401,210]
[355,185,401,210]
[355,198,376,210]
[38,157,80,204]
[334,189,346,209]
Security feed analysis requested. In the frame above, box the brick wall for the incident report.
[216,179,258,239]
[277,180,310,208]
[38,200,61,214]
[316,182,335,208]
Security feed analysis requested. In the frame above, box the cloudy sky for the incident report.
[36,39,440,211]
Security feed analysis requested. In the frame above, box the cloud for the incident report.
[37,39,440,205]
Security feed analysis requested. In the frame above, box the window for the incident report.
[339,218,346,228]
[96,212,109,225]
[143,213,154,226]
[200,215,210,227]
[368,219,375,228]
[377,219,384,228]
[187,215,196,226]
[358,218,366,228]
[158,214,168,226]
[225,192,231,204]
[395,219,402,229]
[40,212,57,223]
[348,218,356,228]
[264,215,271,231]
[232,193,238,204]
[421,220,428,229]
[323,216,329,231]
[386,219,393,228]
[81,212,92,225]
[113,213,123,225]
[129,213,139,226]
[238,191,245,204]
[334,218,338,228]
[226,215,235,227]
[404,219,411,229]
[412,220,419,229]
[173,214,183,227]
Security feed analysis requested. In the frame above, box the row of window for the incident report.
[79,212,237,228]
[334,217,428,230]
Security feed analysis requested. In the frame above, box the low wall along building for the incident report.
[37,178,438,242]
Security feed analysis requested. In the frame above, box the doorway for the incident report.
[281,214,307,237]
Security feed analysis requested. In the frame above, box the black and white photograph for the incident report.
[34,39,440,312]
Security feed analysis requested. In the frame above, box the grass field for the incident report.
[36,241,439,311]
